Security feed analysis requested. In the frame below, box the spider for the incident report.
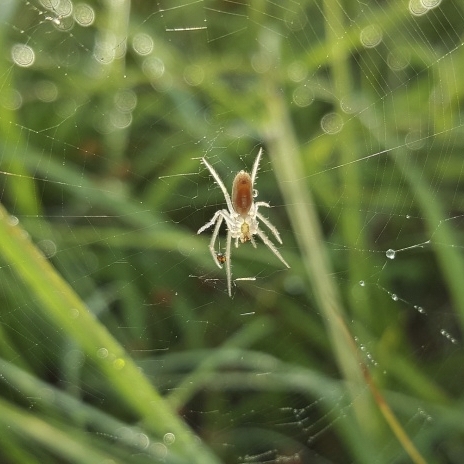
[215,252,227,265]
[197,148,290,296]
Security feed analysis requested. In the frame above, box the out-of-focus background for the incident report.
[0,1,463,463]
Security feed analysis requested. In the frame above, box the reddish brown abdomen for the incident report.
[232,171,253,217]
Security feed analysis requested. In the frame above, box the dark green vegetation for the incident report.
[0,1,463,463]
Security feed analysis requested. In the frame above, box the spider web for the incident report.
[0,0,463,463]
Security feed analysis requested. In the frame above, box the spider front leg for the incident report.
[201,157,235,213]
[197,210,227,269]
[197,209,222,235]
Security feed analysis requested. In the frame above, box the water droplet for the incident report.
[8,215,19,226]
[142,56,165,79]
[440,329,458,344]
[110,109,133,129]
[387,50,410,71]
[386,249,396,259]
[421,0,442,8]
[116,426,133,441]
[293,84,314,107]
[97,348,108,358]
[251,52,271,74]
[135,433,150,450]
[11,44,35,67]
[35,80,59,103]
[38,239,57,258]
[360,24,383,48]
[340,95,358,114]
[114,89,137,113]
[287,61,307,82]
[113,358,125,370]
[1,89,22,110]
[73,3,95,27]
[93,36,117,64]
[183,64,205,86]
[163,432,175,445]
[359,280,365,286]
[409,0,428,16]
[132,32,153,55]
[391,294,398,301]
[321,112,344,134]
[149,442,168,459]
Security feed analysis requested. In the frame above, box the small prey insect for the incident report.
[197,148,290,296]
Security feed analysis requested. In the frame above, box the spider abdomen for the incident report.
[232,171,253,217]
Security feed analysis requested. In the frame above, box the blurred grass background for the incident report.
[0,0,464,463]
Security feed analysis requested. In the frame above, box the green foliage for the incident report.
[0,1,463,463]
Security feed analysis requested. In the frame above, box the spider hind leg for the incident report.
[256,228,290,269]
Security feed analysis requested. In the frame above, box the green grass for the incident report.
[1,1,464,463]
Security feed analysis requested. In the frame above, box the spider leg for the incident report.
[255,228,290,269]
[225,230,232,297]
[250,235,257,248]
[256,211,283,244]
[201,157,235,214]
[197,210,222,235]
[254,201,270,208]
[251,147,263,185]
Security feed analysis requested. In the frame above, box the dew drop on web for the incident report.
[386,249,396,259]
